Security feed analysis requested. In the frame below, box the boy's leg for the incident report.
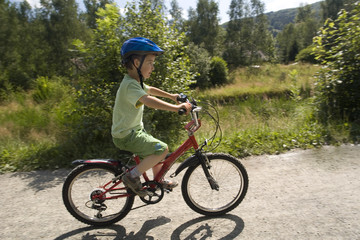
[136,148,168,174]
[123,149,168,197]
[152,162,163,177]
[118,129,169,196]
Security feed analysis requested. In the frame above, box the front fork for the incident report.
[196,151,219,191]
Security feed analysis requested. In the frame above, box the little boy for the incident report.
[112,37,191,197]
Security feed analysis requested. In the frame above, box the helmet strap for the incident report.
[132,55,146,89]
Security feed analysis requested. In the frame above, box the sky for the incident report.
[25,0,322,24]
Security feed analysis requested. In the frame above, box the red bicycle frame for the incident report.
[140,119,201,183]
[93,117,202,201]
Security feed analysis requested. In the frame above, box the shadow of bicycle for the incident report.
[54,214,244,240]
[171,214,244,240]
[54,216,171,240]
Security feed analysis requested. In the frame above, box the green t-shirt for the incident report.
[112,74,149,138]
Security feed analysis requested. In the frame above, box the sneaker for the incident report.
[161,179,178,189]
[122,173,148,197]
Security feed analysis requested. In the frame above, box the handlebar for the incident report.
[177,93,200,116]
[177,93,188,103]
[177,93,188,115]
[176,93,221,150]
[176,93,202,131]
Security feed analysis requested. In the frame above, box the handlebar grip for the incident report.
[177,93,188,103]
[178,108,187,115]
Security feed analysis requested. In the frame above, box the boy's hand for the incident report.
[178,102,192,115]
[171,94,179,103]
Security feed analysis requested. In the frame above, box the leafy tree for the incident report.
[40,0,89,75]
[320,0,357,22]
[185,42,211,89]
[186,0,220,56]
[295,4,312,23]
[168,0,184,31]
[224,0,273,67]
[149,0,165,12]
[0,0,42,90]
[276,4,319,63]
[72,1,195,151]
[276,23,298,63]
[83,0,113,29]
[313,2,360,122]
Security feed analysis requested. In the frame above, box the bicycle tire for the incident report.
[181,153,248,216]
[62,164,134,226]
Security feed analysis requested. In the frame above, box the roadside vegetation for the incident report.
[1,63,358,172]
[1,0,359,172]
[194,63,358,158]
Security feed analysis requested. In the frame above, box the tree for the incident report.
[276,4,319,63]
[186,0,220,56]
[40,0,89,75]
[313,2,360,122]
[224,0,273,67]
[185,42,212,89]
[0,0,40,90]
[72,1,196,150]
[83,0,113,29]
[0,0,24,89]
[168,0,184,31]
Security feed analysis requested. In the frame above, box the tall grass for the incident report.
[195,63,353,158]
[200,63,320,101]
[0,76,78,171]
[0,64,356,172]
[196,97,329,158]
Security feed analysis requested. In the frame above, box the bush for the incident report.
[313,2,360,122]
[185,43,211,89]
[209,56,229,86]
[295,45,317,64]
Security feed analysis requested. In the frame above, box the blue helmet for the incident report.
[121,37,164,59]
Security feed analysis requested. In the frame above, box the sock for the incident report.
[130,167,141,178]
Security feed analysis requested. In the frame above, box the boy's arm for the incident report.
[139,95,191,114]
[147,86,178,102]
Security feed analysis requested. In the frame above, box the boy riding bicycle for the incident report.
[112,37,192,197]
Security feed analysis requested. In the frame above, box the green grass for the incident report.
[194,97,331,158]
[0,77,78,172]
[0,63,357,172]
[192,63,356,158]
[199,63,320,102]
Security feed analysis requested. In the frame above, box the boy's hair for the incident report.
[123,54,142,70]
[123,53,157,70]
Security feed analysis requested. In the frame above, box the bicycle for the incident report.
[62,94,248,226]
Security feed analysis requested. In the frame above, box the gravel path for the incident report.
[1,145,359,240]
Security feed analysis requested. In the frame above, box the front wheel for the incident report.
[182,153,248,216]
[62,164,134,226]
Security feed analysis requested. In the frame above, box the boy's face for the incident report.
[140,54,156,79]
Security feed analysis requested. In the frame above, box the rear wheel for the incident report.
[62,165,134,226]
[182,153,248,216]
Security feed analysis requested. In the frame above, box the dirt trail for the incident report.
[1,145,359,240]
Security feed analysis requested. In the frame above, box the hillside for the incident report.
[221,1,322,34]
[266,1,322,34]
